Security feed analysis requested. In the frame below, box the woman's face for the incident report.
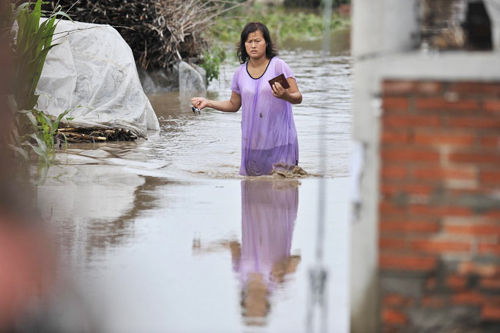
[245,30,267,60]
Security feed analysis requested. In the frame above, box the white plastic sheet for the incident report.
[36,20,159,137]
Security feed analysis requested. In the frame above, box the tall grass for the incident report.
[209,4,349,45]
[10,0,70,170]
[14,0,69,110]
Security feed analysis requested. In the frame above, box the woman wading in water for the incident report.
[191,22,302,176]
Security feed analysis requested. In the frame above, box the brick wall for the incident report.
[379,80,500,331]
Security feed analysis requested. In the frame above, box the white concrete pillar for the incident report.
[350,1,419,332]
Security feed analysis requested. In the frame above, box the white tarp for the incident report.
[36,20,159,137]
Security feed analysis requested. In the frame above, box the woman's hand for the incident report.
[191,92,241,113]
[272,78,302,104]
[191,97,209,110]
[271,82,287,99]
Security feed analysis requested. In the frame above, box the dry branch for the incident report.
[42,0,234,70]
[56,127,138,143]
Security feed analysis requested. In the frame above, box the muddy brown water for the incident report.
[36,30,352,332]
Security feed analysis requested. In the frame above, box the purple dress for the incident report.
[235,179,298,289]
[231,57,299,176]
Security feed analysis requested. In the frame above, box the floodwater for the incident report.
[36,30,352,333]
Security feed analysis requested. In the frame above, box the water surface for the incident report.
[37,42,352,332]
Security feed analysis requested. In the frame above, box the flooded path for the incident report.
[36,35,353,332]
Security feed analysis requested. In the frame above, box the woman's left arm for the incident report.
[271,78,302,104]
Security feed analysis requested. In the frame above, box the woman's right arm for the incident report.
[191,92,241,113]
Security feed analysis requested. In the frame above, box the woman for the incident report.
[191,22,302,176]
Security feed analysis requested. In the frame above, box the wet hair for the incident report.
[237,22,277,64]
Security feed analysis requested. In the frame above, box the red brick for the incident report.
[452,292,485,305]
[381,131,410,144]
[484,100,500,113]
[413,131,475,146]
[383,114,440,128]
[448,82,500,96]
[425,277,437,290]
[481,171,500,185]
[447,275,467,290]
[382,183,434,196]
[445,224,500,236]
[479,243,500,255]
[382,149,440,163]
[480,135,500,148]
[425,276,437,291]
[409,205,472,217]
[448,152,500,165]
[421,296,447,307]
[380,237,407,250]
[448,188,486,196]
[485,210,500,218]
[381,184,398,196]
[381,184,433,198]
[382,309,408,325]
[481,278,500,289]
[481,306,500,321]
[403,183,434,195]
[383,294,413,307]
[488,296,500,306]
[459,262,500,277]
[383,81,416,95]
[383,97,410,111]
[449,117,500,129]
[416,98,479,111]
[380,220,440,233]
[417,82,442,95]
[411,239,471,254]
[380,201,407,215]
[379,254,437,271]
[381,166,408,180]
[413,167,476,181]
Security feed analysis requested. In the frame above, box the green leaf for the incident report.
[33,0,42,24]
[53,109,70,132]
[30,133,47,152]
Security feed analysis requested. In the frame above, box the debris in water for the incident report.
[55,127,138,144]
[271,163,308,178]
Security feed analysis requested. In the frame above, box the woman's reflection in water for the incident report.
[231,179,301,326]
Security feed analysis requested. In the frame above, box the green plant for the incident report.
[14,0,69,110]
[8,1,71,170]
[200,44,227,83]
[13,109,70,168]
[209,5,350,45]
[202,4,349,81]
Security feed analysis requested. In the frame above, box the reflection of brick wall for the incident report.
[379,80,500,331]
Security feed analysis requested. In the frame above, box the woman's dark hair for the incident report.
[237,22,277,64]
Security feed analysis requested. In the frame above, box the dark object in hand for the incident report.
[268,73,290,89]
[192,106,200,114]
